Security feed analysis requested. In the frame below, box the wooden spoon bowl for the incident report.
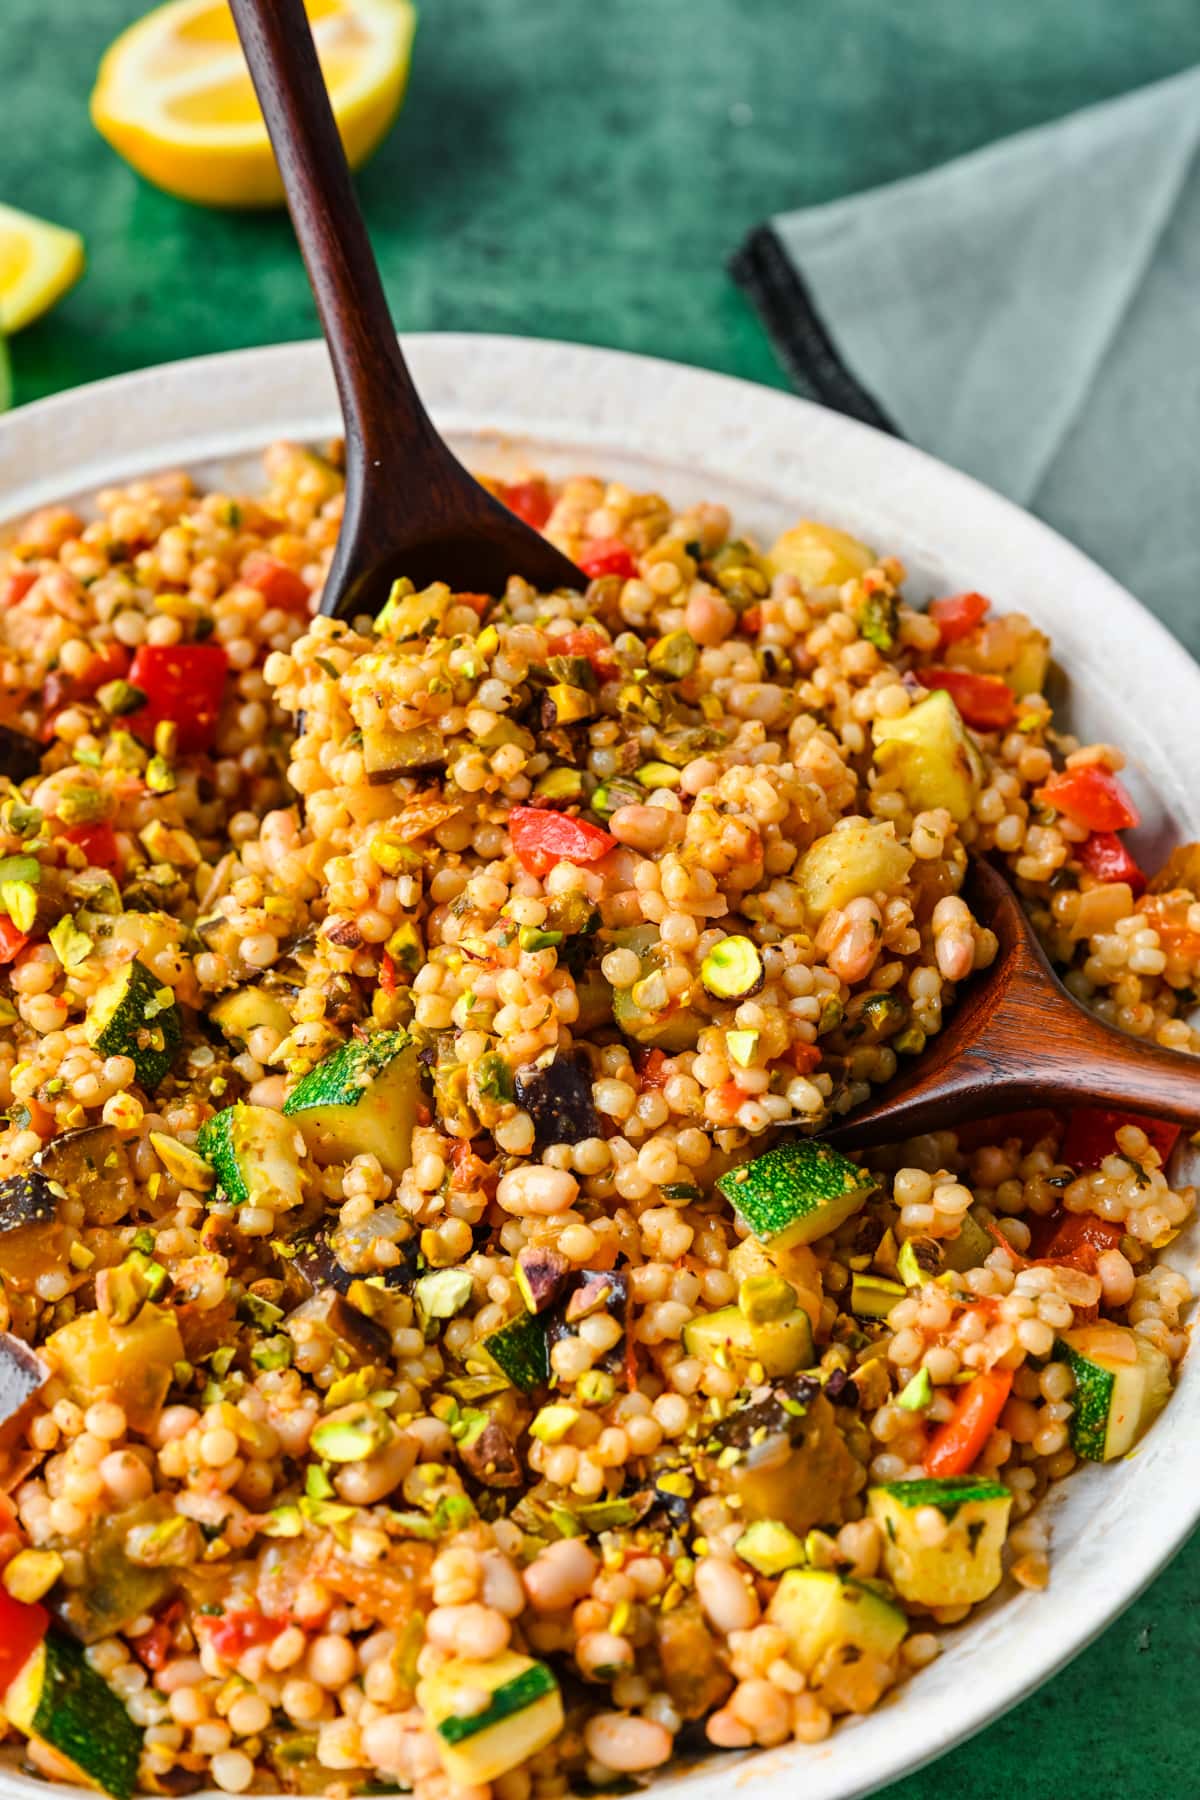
[823,858,1200,1149]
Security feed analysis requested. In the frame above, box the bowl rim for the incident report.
[1,332,1198,1800]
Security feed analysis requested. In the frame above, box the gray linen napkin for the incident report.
[731,69,1200,657]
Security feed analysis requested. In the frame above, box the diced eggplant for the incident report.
[515,1246,570,1315]
[285,1289,392,1367]
[709,1379,859,1537]
[513,1053,601,1149]
[0,1330,48,1446]
[0,723,44,784]
[548,1269,629,1375]
[35,1126,137,1227]
[49,1496,177,1644]
[458,1418,522,1489]
[363,721,446,783]
[0,1171,57,1233]
[293,1205,421,1295]
[655,1595,734,1721]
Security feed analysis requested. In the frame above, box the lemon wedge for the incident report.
[0,204,85,335]
[91,0,416,209]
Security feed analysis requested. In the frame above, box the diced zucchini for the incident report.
[868,1476,1012,1606]
[283,1031,418,1180]
[796,822,914,920]
[872,687,984,823]
[767,1569,906,1674]
[683,1303,815,1377]
[45,1303,183,1435]
[1057,1326,1172,1462]
[196,1102,304,1212]
[85,958,182,1092]
[718,1139,877,1251]
[608,924,703,1051]
[210,984,294,1050]
[484,1311,549,1392]
[941,1207,994,1273]
[736,1519,808,1576]
[766,521,876,589]
[420,1651,563,1786]
[4,1629,142,1799]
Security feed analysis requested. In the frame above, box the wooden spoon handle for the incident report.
[227,0,440,465]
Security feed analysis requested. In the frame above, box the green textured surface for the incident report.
[4,1,1200,1794]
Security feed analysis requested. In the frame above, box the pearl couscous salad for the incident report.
[0,450,1195,1800]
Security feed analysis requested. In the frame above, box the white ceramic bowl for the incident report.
[1,335,1197,1800]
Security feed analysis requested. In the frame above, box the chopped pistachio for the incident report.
[49,914,93,973]
[145,754,177,795]
[534,767,584,802]
[260,1505,304,1539]
[518,925,563,952]
[149,1131,216,1192]
[3,1548,63,1603]
[529,1404,580,1444]
[251,1336,294,1372]
[55,785,109,826]
[896,1367,933,1411]
[97,679,147,717]
[414,1268,474,1322]
[725,1028,759,1068]
[0,881,37,934]
[310,1406,393,1463]
[647,629,699,680]
[635,761,681,790]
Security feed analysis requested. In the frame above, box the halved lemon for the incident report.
[0,204,85,335]
[91,0,416,209]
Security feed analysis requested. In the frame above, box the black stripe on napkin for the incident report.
[729,224,900,436]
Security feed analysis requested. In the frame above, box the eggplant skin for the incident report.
[0,1329,48,1435]
[0,1171,58,1234]
[0,724,44,785]
[514,1053,601,1149]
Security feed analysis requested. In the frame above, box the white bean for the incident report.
[496,1165,579,1216]
[584,1712,674,1772]
[522,1538,598,1611]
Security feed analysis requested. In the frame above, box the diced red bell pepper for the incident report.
[923,1368,1013,1477]
[0,917,29,964]
[508,807,616,878]
[1036,765,1139,833]
[379,952,397,997]
[1060,1107,1181,1173]
[454,593,492,619]
[40,643,133,735]
[60,821,121,876]
[929,591,990,647]
[1139,892,1200,962]
[790,1041,822,1074]
[578,539,638,582]
[127,643,229,755]
[741,606,763,634]
[498,478,553,531]
[241,552,311,614]
[916,667,1016,730]
[131,1600,184,1671]
[205,1609,287,1660]
[716,1078,751,1112]
[637,1049,670,1090]
[0,1588,48,1692]
[1,571,37,609]
[1077,832,1146,897]
[553,627,619,679]
[1030,1208,1124,1267]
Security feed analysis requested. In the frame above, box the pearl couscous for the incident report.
[0,451,1194,1799]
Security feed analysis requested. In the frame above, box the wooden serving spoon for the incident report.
[227,0,583,617]
[228,4,1198,1156]
[823,858,1200,1149]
